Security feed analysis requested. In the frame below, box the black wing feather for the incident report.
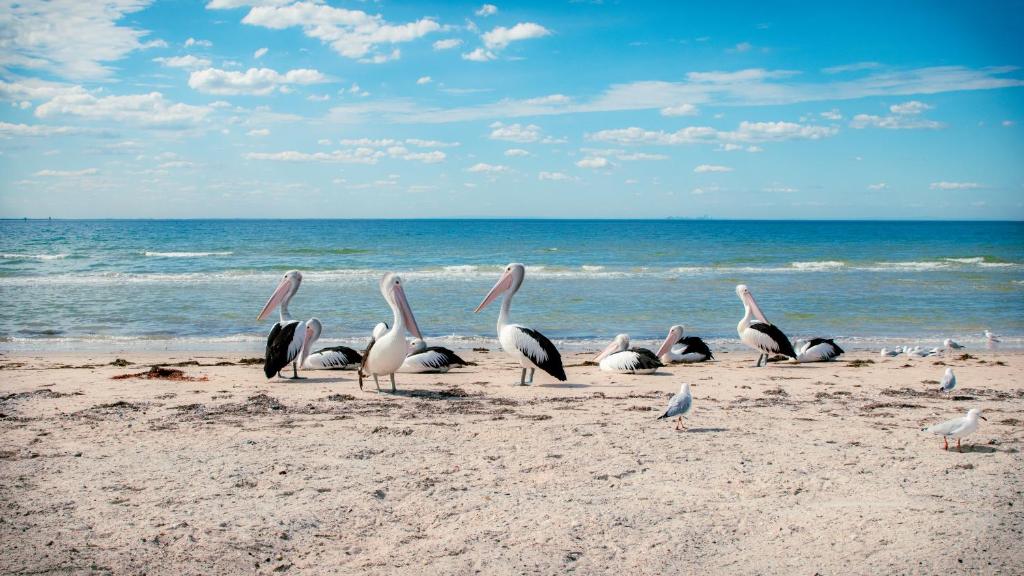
[630,348,664,368]
[518,327,567,381]
[264,321,299,378]
[309,346,362,368]
[424,346,468,367]
[807,338,844,355]
[750,321,797,358]
[677,336,714,360]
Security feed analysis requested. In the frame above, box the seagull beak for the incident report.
[257,277,292,321]
[475,269,513,313]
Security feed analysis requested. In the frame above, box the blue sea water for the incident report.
[0,219,1021,352]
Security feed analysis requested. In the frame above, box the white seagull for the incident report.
[594,334,663,374]
[359,275,422,393]
[939,367,957,394]
[879,348,901,357]
[474,263,566,385]
[944,338,965,351]
[658,383,692,431]
[735,284,797,367]
[923,408,986,452]
[985,330,1000,344]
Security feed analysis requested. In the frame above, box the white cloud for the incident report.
[254,47,269,59]
[187,67,327,95]
[889,100,931,115]
[35,89,211,127]
[660,103,698,117]
[246,128,270,137]
[247,149,385,164]
[576,156,609,169]
[481,22,551,50]
[579,148,667,161]
[475,4,498,17]
[538,171,576,181]
[462,48,496,62]
[399,150,446,163]
[729,42,753,53]
[849,113,942,130]
[467,162,508,173]
[867,182,888,190]
[433,38,463,51]
[589,121,837,146]
[1003,120,1016,127]
[185,37,213,48]
[694,164,732,173]
[930,181,982,190]
[154,55,212,69]
[821,61,881,74]
[0,121,84,137]
[416,76,432,85]
[820,109,842,120]
[504,148,530,157]
[306,94,330,102]
[34,168,98,177]
[226,2,441,62]
[488,121,564,144]
[762,185,798,193]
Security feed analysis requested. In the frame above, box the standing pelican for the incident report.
[594,334,662,374]
[923,408,986,452]
[474,263,566,385]
[264,317,321,379]
[256,270,308,379]
[658,383,692,431]
[400,339,469,373]
[656,325,713,363]
[735,284,796,367]
[360,275,422,393]
[793,338,844,363]
[358,322,388,390]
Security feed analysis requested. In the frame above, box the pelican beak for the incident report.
[257,277,292,321]
[394,283,422,340]
[744,292,768,323]
[656,332,677,358]
[594,340,620,362]
[299,324,316,367]
[475,269,513,313]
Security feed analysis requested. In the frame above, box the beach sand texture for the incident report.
[1,349,1022,574]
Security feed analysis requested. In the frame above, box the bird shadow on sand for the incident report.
[274,376,342,384]
[957,444,1015,454]
[536,382,590,389]
[685,427,728,433]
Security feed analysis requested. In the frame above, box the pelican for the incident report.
[304,345,361,370]
[944,338,965,351]
[256,270,309,379]
[263,317,320,379]
[400,339,469,373]
[735,284,796,367]
[939,367,957,394]
[923,408,986,452]
[793,338,844,363]
[360,275,422,393]
[658,383,692,431]
[474,263,566,385]
[357,322,388,390]
[655,325,713,364]
[594,334,662,374]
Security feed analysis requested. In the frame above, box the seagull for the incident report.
[939,367,957,394]
[657,383,692,431]
[879,348,901,357]
[923,408,986,452]
[985,330,1000,343]
[944,338,965,351]
[905,346,929,358]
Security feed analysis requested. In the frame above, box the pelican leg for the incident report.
[290,362,305,380]
[390,373,396,393]
[527,368,535,385]
[752,354,763,368]
[519,368,527,386]
[943,437,948,451]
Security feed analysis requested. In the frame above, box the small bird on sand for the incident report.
[985,330,1000,344]
[879,347,900,357]
[658,383,692,431]
[923,408,986,452]
[944,338,965,351]
[939,367,956,394]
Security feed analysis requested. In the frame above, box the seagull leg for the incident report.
[390,373,396,394]
[943,437,948,451]
[957,438,962,453]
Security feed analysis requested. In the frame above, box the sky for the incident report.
[1,0,1023,219]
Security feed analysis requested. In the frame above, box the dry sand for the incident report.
[1,348,1022,575]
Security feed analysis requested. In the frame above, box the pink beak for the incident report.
[594,340,621,362]
[394,283,423,339]
[257,277,292,321]
[474,269,513,313]
[656,332,677,358]
[744,292,768,323]
[299,324,316,366]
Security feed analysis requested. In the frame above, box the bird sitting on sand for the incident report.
[923,408,986,452]
[658,383,692,431]
[944,338,965,351]
[793,338,844,363]
[879,348,901,357]
[939,367,956,394]
[595,334,663,374]
[399,339,469,373]
[304,345,361,370]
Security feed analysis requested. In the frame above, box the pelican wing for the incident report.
[677,336,713,360]
[305,346,361,370]
[264,320,302,378]
[748,321,797,358]
[512,326,567,381]
[797,338,844,362]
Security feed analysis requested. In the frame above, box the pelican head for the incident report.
[300,317,322,366]
[656,325,685,357]
[967,408,987,421]
[380,273,422,339]
[408,338,427,354]
[595,333,630,361]
[257,269,302,320]
[735,283,767,322]
[475,262,526,313]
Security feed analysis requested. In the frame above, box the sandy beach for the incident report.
[1,348,1022,575]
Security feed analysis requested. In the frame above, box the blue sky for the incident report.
[1,0,1022,219]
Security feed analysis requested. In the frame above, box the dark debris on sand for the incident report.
[111,366,208,382]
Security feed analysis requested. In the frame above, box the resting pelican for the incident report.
[923,408,986,452]
[594,334,662,374]
[656,325,713,363]
[474,263,566,385]
[793,338,844,363]
[256,270,308,378]
[400,339,469,373]
[360,275,422,393]
[658,383,692,431]
[735,284,796,367]
[264,317,320,379]
[304,345,361,370]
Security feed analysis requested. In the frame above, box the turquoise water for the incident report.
[1,219,1021,352]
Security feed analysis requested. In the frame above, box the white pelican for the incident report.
[735,284,796,367]
[263,317,320,379]
[793,338,844,363]
[923,408,986,452]
[944,338,965,351]
[658,383,692,431]
[256,270,308,379]
[474,263,566,385]
[304,345,361,370]
[399,339,469,373]
[357,322,389,389]
[359,275,422,393]
[656,325,713,363]
[939,367,957,394]
[594,334,662,374]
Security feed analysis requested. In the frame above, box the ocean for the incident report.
[1,219,1021,352]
